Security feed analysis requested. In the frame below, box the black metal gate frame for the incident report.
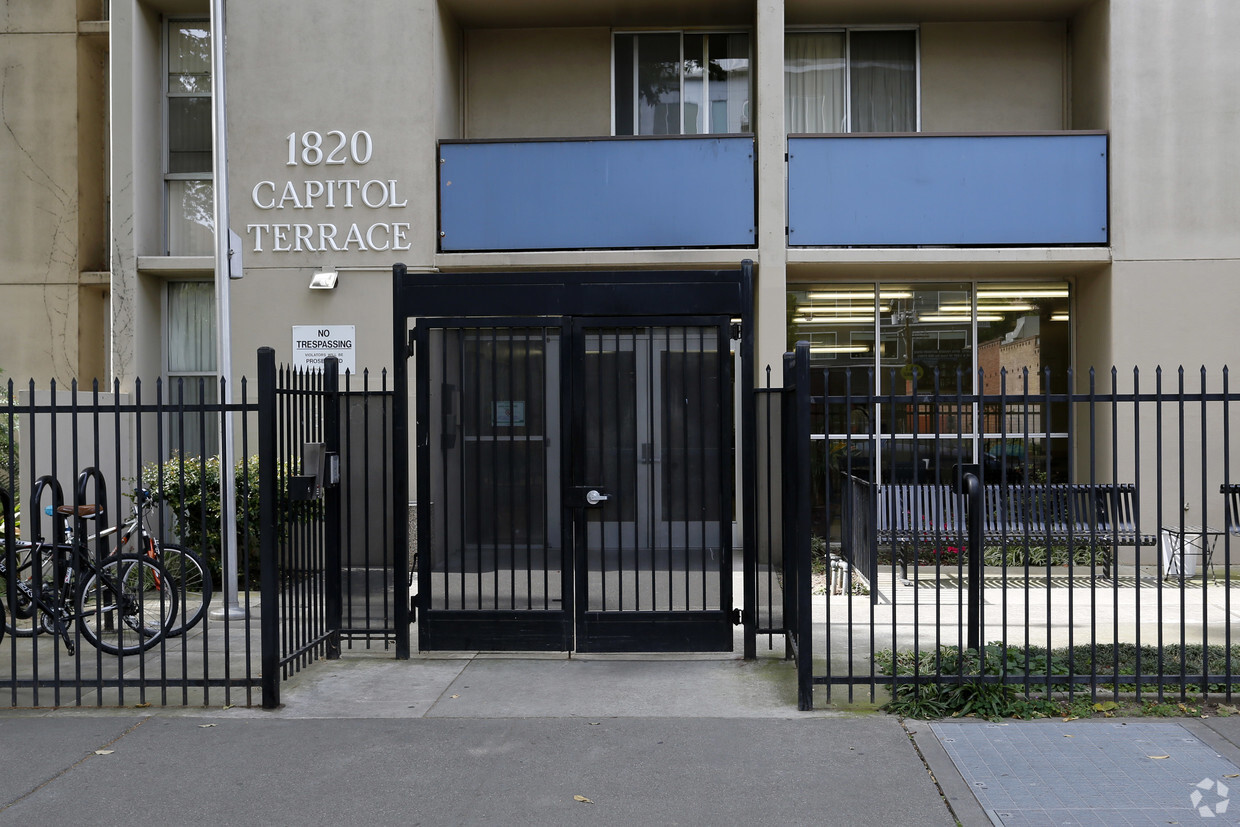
[390,262,760,657]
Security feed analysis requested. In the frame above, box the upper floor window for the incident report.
[785,29,917,134]
[165,19,214,256]
[614,32,751,136]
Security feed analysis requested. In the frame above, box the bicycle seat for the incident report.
[55,504,100,518]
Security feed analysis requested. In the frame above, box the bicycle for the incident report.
[0,502,179,655]
[3,491,212,639]
[86,490,213,637]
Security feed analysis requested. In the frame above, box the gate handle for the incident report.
[585,490,609,506]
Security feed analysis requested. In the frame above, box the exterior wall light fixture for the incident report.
[309,270,339,290]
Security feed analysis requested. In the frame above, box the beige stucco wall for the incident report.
[463,28,611,138]
[182,0,441,381]
[0,13,81,382]
[1109,0,1240,264]
[110,1,169,386]
[920,22,1067,132]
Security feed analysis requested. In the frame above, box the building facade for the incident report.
[4,0,1240,520]
[3,1,1235,393]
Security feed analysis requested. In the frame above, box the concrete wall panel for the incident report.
[921,22,1066,132]
[464,28,611,138]
[1109,0,1240,261]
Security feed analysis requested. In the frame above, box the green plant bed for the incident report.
[873,641,1240,720]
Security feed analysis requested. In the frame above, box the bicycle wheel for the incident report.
[158,543,212,636]
[1,542,49,638]
[76,554,178,655]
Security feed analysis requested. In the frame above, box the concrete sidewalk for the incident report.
[6,651,1240,825]
[0,651,955,826]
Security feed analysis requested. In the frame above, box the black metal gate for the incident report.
[393,266,754,653]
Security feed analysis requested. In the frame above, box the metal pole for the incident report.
[210,0,243,618]
[963,470,983,651]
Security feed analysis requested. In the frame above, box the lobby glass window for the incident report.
[614,32,751,136]
[166,281,218,455]
[165,19,214,256]
[785,29,917,133]
[789,282,1071,484]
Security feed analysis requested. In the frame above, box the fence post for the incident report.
[740,260,757,660]
[788,342,813,711]
[323,356,342,659]
[258,347,280,709]
[960,467,983,652]
[391,263,411,659]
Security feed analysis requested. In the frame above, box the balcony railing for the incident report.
[437,136,756,253]
[787,132,1108,247]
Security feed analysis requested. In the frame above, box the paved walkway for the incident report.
[6,649,1240,824]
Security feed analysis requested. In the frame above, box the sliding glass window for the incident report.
[615,32,751,136]
[785,29,917,134]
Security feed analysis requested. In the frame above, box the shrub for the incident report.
[139,454,292,586]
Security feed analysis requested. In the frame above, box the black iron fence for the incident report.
[0,374,262,707]
[0,350,398,709]
[773,342,1240,710]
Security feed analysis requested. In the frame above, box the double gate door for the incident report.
[415,317,733,652]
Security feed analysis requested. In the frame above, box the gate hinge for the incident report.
[409,599,417,623]
[407,330,416,359]
[730,322,742,341]
[731,607,743,626]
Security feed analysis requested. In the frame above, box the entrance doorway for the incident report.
[393,267,753,653]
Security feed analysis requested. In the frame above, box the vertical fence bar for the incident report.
[787,343,813,710]
[258,347,279,709]
[962,470,982,652]
[324,357,342,659]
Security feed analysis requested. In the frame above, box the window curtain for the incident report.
[167,281,216,374]
[785,32,845,134]
[849,30,916,133]
[166,282,218,454]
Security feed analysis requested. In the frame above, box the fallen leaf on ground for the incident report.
[1148,755,1170,760]
[450,694,459,699]
[198,723,216,728]
[573,796,594,805]
[94,749,114,755]
[134,702,151,709]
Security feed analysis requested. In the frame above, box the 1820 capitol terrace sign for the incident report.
[247,131,412,254]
